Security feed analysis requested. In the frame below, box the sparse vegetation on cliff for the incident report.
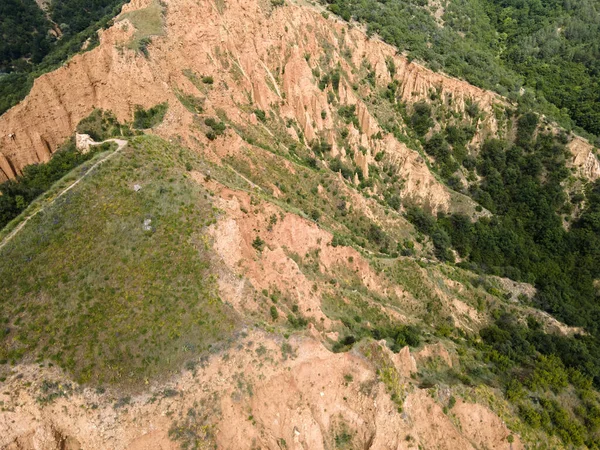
[120,0,165,55]
[76,108,134,141]
[133,102,168,129]
[323,0,600,140]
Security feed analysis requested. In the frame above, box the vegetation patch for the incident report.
[0,135,237,385]
[321,290,420,354]
[0,0,127,115]
[133,102,168,129]
[76,108,134,141]
[359,340,406,411]
[477,311,600,447]
[221,137,414,256]
[175,89,204,115]
[169,394,219,449]
[324,0,600,140]
[204,117,226,140]
[119,0,165,56]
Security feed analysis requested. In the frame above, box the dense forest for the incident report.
[409,110,600,338]
[404,107,600,378]
[0,0,50,71]
[324,0,600,141]
[0,0,127,115]
[400,105,600,445]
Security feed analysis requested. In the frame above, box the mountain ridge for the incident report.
[1,0,598,187]
[2,0,600,448]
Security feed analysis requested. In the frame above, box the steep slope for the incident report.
[0,0,506,207]
[2,0,597,196]
[0,0,127,116]
[324,0,600,138]
[2,0,600,449]
[0,134,529,449]
[0,336,523,450]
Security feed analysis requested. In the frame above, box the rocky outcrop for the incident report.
[0,0,498,208]
[0,335,521,450]
[3,425,80,450]
[0,0,597,196]
[75,134,95,152]
[568,136,600,180]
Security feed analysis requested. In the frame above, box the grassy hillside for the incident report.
[0,139,116,230]
[0,135,237,385]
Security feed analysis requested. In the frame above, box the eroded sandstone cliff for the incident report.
[0,0,547,208]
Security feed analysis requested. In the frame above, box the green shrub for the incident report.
[133,102,168,129]
[175,91,204,114]
[204,117,226,138]
[465,99,480,118]
[138,37,152,58]
[270,306,279,321]
[331,70,341,92]
[338,105,359,128]
[526,354,569,393]
[254,109,267,122]
[409,102,433,136]
[505,378,526,402]
[448,395,456,409]
[252,235,265,252]
[519,404,542,428]
[287,314,308,328]
[76,109,131,140]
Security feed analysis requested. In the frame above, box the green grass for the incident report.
[182,69,214,95]
[0,135,236,386]
[387,258,437,302]
[322,291,393,333]
[175,89,204,114]
[0,143,119,243]
[120,0,165,54]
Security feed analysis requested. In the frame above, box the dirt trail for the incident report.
[0,138,127,251]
